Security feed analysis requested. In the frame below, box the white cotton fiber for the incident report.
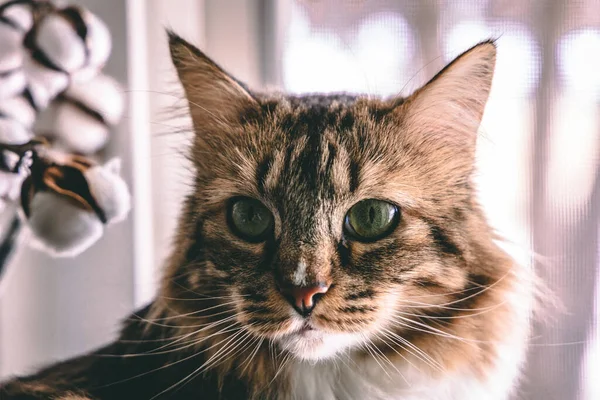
[0,95,36,128]
[0,171,23,215]
[0,23,26,100]
[0,116,31,145]
[1,3,34,32]
[22,53,69,109]
[70,66,99,82]
[82,9,111,69]
[35,13,86,73]
[0,169,23,201]
[0,22,23,72]
[84,158,130,223]
[1,149,20,171]
[31,100,57,134]
[50,101,109,154]
[0,70,26,100]
[65,74,124,125]
[26,190,104,257]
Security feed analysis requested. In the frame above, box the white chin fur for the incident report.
[277,328,363,362]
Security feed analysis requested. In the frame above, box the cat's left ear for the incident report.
[401,40,496,151]
[167,31,259,132]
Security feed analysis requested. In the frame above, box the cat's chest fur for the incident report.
[284,354,522,400]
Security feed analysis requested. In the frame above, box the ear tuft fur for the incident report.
[167,30,258,134]
[402,40,497,151]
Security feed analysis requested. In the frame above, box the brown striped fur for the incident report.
[0,33,532,400]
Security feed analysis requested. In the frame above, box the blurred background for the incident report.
[0,1,598,399]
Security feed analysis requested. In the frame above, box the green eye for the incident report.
[344,199,399,242]
[228,197,274,242]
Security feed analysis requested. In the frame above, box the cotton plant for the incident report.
[0,0,130,258]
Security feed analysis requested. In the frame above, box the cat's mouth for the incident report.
[298,322,315,334]
[275,319,362,361]
[286,321,321,340]
[289,323,327,344]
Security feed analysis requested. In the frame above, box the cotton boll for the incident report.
[0,23,26,99]
[65,75,124,125]
[25,190,104,257]
[45,100,109,154]
[18,156,126,257]
[0,165,25,212]
[0,170,13,196]
[1,149,20,172]
[84,158,130,223]
[0,22,23,73]
[29,6,111,78]
[0,116,32,144]
[0,95,36,128]
[34,13,87,73]
[58,7,111,77]
[0,69,26,100]
[22,53,69,109]
[70,66,99,83]
[32,100,56,134]
[0,2,35,32]
[80,8,111,70]
[0,169,24,201]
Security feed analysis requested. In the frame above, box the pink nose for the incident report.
[281,284,330,316]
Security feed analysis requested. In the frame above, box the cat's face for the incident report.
[165,33,500,363]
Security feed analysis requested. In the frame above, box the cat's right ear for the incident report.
[168,31,258,131]
[398,41,496,154]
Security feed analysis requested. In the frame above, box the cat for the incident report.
[0,32,533,400]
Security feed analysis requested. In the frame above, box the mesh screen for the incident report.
[278,1,599,398]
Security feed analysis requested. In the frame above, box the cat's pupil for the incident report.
[247,206,256,222]
[368,207,376,224]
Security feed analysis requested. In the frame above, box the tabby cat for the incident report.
[0,33,533,400]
